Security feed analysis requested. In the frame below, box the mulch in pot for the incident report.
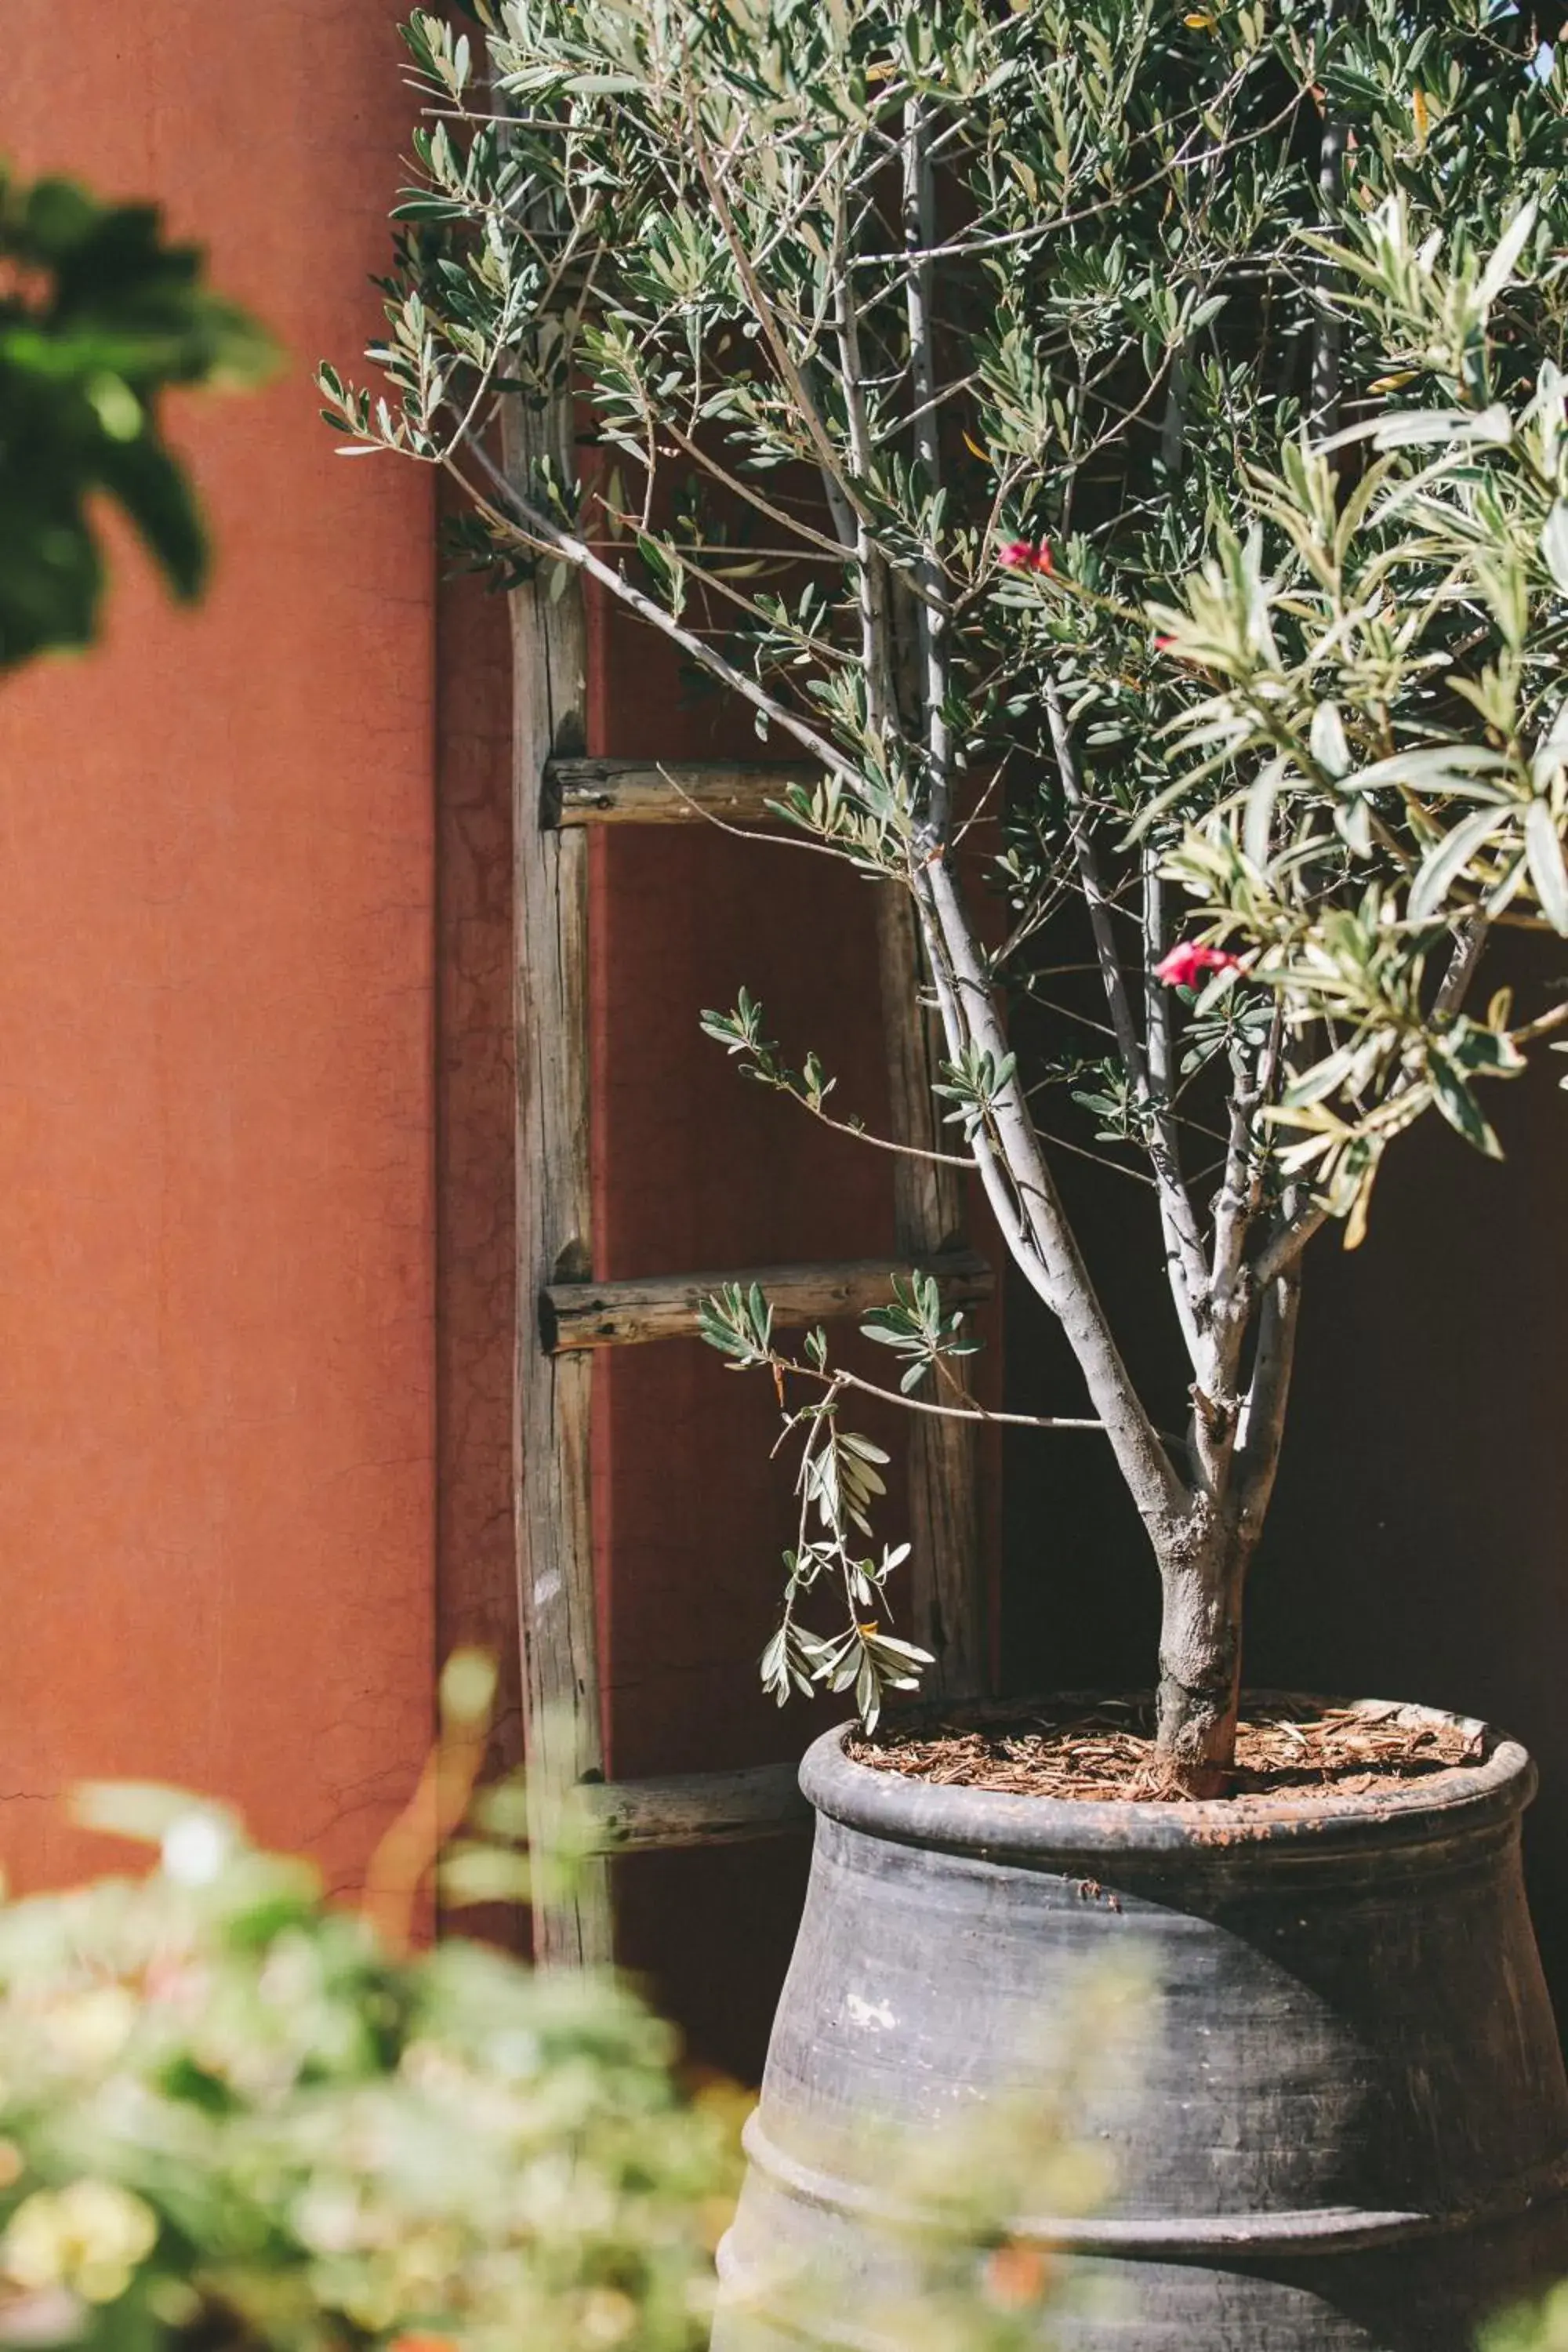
[847,1697,1488,1807]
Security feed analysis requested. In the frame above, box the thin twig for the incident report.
[767,1348,1106,1432]
[458,445,860,782]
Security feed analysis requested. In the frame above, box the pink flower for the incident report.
[998,538,1053,575]
[1155,940,1242,990]
[1153,634,1177,652]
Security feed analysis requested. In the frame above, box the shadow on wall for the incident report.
[1003,1044,1568,2023]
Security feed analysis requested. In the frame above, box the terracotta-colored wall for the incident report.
[1,2,435,1892]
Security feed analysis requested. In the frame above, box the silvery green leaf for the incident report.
[1540,505,1568,594]
[1316,407,1510,454]
[1281,1047,1359,1109]
[1380,405,1512,449]
[1525,800,1568,934]
[1341,745,1511,797]
[1408,804,1507,921]
[1309,702,1351,782]
[1533,699,1568,789]
[1484,846,1529,918]
[1428,1054,1502,1156]
[1243,753,1290,866]
[868,1635,935,1668]
[1316,409,1461,453]
[1334,795,1374,855]
[1476,199,1539,310]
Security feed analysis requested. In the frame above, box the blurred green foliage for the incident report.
[0,1648,1112,2352]
[0,1789,739,2352]
[0,1653,738,2352]
[0,165,275,670]
[1486,2278,1568,2351]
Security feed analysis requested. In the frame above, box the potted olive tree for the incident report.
[328,3,1568,2343]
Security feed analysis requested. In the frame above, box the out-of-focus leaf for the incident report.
[0,165,276,667]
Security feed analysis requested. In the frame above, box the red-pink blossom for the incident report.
[1155,940,1242,990]
[998,538,1053,575]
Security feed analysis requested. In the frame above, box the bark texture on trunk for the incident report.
[1153,1518,1255,1795]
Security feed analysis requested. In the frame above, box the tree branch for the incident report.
[831,198,901,742]
[1210,1044,1262,1337]
[1309,99,1346,439]
[1250,1196,1327,1292]
[1045,676,1212,1374]
[916,854,1192,1542]
[904,98,953,853]
[768,1347,1106,1432]
[460,445,859,782]
[685,104,865,553]
[1234,1262,1302,1541]
[1143,848,1174,1104]
[1435,908,1488,1017]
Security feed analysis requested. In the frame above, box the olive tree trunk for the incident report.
[1151,1263,1301,1790]
[1154,1514,1256,1795]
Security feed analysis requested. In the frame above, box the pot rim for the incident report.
[800,1695,1535,1863]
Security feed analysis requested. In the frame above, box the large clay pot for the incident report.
[717,1703,1568,2350]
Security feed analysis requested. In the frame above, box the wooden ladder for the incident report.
[507,394,989,1963]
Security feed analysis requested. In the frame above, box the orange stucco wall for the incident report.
[1,2,435,1891]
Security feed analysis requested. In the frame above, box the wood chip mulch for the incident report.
[847,1698,1488,1807]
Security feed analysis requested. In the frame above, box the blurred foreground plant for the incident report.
[720,1960,1148,2351]
[0,1651,1127,2352]
[0,163,275,668]
[0,1654,738,2352]
[1487,2280,1568,2352]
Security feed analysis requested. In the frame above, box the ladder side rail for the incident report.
[506,386,613,1965]
[876,894,988,1700]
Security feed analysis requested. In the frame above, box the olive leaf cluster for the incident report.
[1155,191,1568,1236]
[699,1283,931,1726]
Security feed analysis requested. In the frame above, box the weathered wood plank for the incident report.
[506,386,613,1968]
[581,1762,811,1852]
[543,757,819,828]
[876,889,989,1700]
[542,1249,993,1354]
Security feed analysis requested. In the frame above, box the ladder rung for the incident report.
[541,1250,993,1353]
[581,1762,811,1853]
[543,757,820,828]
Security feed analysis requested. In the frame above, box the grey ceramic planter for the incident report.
[717,1704,1568,2351]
